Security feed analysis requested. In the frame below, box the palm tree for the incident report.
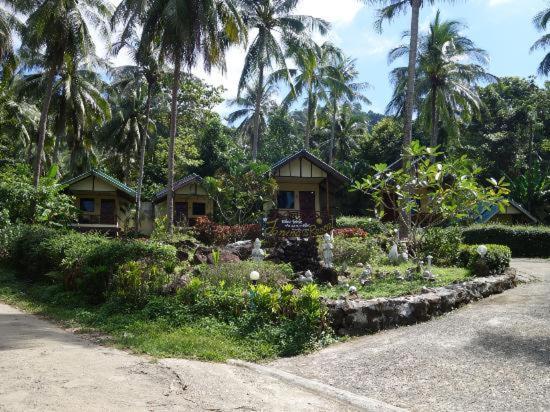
[138,0,246,235]
[238,0,329,161]
[227,80,276,151]
[531,4,550,76]
[367,0,457,151]
[387,11,494,147]
[21,59,111,174]
[109,33,163,231]
[324,56,370,164]
[279,42,343,149]
[11,0,112,187]
[0,6,21,79]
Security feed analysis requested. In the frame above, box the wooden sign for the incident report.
[265,211,333,238]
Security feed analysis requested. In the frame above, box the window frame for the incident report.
[277,190,295,209]
[79,198,95,213]
[192,202,206,216]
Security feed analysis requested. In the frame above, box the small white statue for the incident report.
[400,251,409,263]
[298,270,314,284]
[250,238,265,262]
[322,233,334,268]
[388,243,400,264]
[361,264,372,277]
[348,285,357,294]
[422,255,436,281]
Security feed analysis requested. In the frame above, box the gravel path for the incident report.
[271,259,550,412]
[0,303,350,411]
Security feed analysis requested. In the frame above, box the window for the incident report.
[80,198,95,212]
[192,202,206,216]
[277,191,295,209]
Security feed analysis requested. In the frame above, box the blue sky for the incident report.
[179,0,548,116]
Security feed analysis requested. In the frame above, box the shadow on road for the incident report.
[474,330,550,366]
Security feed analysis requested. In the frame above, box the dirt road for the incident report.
[0,302,348,411]
[271,259,550,411]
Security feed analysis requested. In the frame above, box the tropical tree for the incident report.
[11,0,112,187]
[238,0,329,161]
[138,0,246,235]
[109,34,163,231]
[20,59,111,175]
[531,4,550,76]
[227,80,276,150]
[0,6,21,79]
[279,42,343,149]
[387,11,494,148]
[324,56,370,164]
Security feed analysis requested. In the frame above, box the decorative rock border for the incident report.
[326,270,517,336]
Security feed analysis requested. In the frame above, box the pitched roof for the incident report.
[270,149,351,184]
[154,174,203,202]
[61,169,136,198]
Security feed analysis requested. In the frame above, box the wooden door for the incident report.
[100,199,116,225]
[175,202,188,226]
[299,191,316,223]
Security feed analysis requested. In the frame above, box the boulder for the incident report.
[192,246,241,265]
[162,274,191,295]
[224,240,253,260]
[315,267,339,284]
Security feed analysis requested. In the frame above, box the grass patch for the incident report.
[0,267,277,362]
[319,263,472,300]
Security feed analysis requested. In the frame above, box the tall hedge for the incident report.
[462,225,550,258]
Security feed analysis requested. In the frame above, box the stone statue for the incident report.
[422,255,436,281]
[250,238,266,262]
[388,243,400,265]
[322,233,334,268]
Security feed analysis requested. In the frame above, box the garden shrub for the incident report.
[332,236,384,266]
[418,226,463,266]
[332,227,369,238]
[336,216,391,235]
[462,224,550,258]
[110,260,172,307]
[194,216,261,245]
[457,244,511,276]
[196,260,293,288]
[5,225,177,302]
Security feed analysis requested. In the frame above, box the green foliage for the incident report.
[4,225,177,302]
[203,163,277,225]
[110,260,172,307]
[462,224,550,258]
[336,216,391,235]
[457,244,511,276]
[418,226,463,266]
[331,235,385,266]
[0,163,77,226]
[353,142,510,253]
[196,260,293,288]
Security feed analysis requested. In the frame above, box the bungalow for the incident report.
[265,149,351,235]
[477,199,539,224]
[62,169,138,233]
[154,174,214,226]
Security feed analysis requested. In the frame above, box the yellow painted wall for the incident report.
[275,158,327,179]
[156,195,214,221]
[268,180,322,212]
[69,176,116,192]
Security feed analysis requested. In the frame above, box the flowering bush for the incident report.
[332,227,369,239]
[194,216,261,245]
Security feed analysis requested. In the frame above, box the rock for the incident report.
[356,263,364,268]
[326,270,517,336]
[162,274,191,295]
[315,267,339,284]
[210,250,240,264]
[224,240,253,260]
[193,246,241,265]
[193,246,211,265]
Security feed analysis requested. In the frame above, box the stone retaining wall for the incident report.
[327,270,517,336]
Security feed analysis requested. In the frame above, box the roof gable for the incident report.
[62,169,136,198]
[270,149,351,184]
[154,174,203,201]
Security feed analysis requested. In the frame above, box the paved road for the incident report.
[0,303,348,411]
[271,259,550,412]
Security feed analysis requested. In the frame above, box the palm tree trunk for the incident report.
[135,84,153,232]
[305,84,314,150]
[33,66,56,187]
[251,64,264,162]
[329,97,337,164]
[430,89,439,148]
[167,54,182,236]
[403,0,421,151]
[399,0,421,239]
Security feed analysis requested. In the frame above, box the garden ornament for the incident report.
[322,233,334,268]
[388,243,400,264]
[298,270,314,284]
[251,238,266,262]
[477,245,488,258]
[348,285,357,294]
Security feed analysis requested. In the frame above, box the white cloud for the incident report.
[295,0,363,26]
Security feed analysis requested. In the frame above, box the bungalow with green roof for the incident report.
[62,170,142,233]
